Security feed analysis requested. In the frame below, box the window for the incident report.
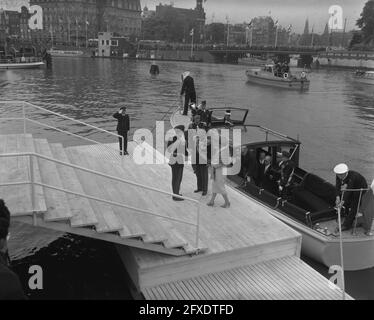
[111,40,118,46]
[106,40,110,45]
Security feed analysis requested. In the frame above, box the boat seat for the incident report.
[292,173,336,213]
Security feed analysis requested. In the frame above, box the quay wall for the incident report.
[316,51,374,70]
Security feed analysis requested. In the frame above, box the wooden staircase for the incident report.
[0,134,203,256]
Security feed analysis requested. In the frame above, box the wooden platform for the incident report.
[142,256,351,300]
[0,134,351,299]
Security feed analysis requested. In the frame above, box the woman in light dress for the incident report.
[207,138,231,208]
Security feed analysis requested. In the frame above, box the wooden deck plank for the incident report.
[33,139,72,222]
[49,143,98,228]
[65,148,123,233]
[142,256,350,300]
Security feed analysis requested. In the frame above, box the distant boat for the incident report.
[353,70,374,85]
[246,64,310,90]
[49,49,84,57]
[238,56,270,67]
[0,60,44,70]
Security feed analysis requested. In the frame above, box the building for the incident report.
[250,16,276,47]
[30,0,141,46]
[97,31,133,57]
[142,5,155,20]
[155,0,206,43]
[0,6,31,41]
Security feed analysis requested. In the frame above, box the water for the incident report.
[1,57,374,299]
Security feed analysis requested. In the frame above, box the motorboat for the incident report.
[246,64,310,90]
[353,70,374,85]
[0,58,44,70]
[170,107,374,270]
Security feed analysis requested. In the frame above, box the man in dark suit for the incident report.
[197,101,211,130]
[258,155,277,194]
[180,71,196,116]
[278,151,296,198]
[113,107,130,155]
[0,200,26,300]
[334,163,368,231]
[193,136,209,196]
[167,125,188,201]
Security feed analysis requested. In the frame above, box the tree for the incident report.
[349,31,363,48]
[356,0,374,44]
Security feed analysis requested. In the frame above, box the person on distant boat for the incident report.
[167,125,188,201]
[180,71,196,116]
[277,151,295,198]
[20,55,26,63]
[334,163,368,231]
[0,200,26,300]
[113,106,130,156]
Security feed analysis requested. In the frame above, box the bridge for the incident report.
[207,47,326,64]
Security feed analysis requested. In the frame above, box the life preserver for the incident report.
[301,71,307,78]
[283,73,289,79]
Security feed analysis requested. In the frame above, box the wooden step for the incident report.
[66,148,124,234]
[33,139,73,222]
[82,149,189,246]
[69,148,153,240]
[49,143,98,228]
[0,134,46,215]
[73,143,203,251]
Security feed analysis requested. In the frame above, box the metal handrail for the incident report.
[0,100,125,164]
[0,152,201,247]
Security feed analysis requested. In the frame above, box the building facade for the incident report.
[0,6,31,41]
[251,16,276,47]
[155,0,206,43]
[30,0,141,46]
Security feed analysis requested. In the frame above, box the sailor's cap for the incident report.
[334,163,349,175]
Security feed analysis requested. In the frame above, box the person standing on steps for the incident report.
[167,125,189,201]
[113,106,130,155]
[180,71,196,116]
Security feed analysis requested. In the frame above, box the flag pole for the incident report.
[86,20,88,48]
[190,29,194,59]
[274,25,278,48]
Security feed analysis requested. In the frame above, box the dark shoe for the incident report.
[202,191,207,196]
[124,151,129,156]
[194,189,202,193]
[173,197,184,201]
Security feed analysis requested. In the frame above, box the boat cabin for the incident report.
[208,108,337,228]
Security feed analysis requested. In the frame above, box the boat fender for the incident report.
[283,73,289,79]
[301,71,307,79]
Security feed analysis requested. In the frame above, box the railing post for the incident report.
[337,191,346,300]
[122,136,125,166]
[22,103,27,136]
[195,202,201,249]
[29,155,37,226]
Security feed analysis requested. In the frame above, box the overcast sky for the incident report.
[146,0,367,33]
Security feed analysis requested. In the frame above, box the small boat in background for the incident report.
[246,64,310,90]
[0,57,44,70]
[353,70,374,85]
[49,49,84,57]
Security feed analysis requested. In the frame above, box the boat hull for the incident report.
[0,62,44,69]
[232,185,374,271]
[246,72,310,90]
[353,78,374,85]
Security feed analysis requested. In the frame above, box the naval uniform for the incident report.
[113,112,130,154]
[336,170,368,228]
[180,76,196,116]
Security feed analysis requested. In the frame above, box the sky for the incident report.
[145,0,368,33]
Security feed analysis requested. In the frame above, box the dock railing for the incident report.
[0,100,125,166]
[0,151,202,249]
[0,100,202,250]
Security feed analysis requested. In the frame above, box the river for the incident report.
[1,57,374,299]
